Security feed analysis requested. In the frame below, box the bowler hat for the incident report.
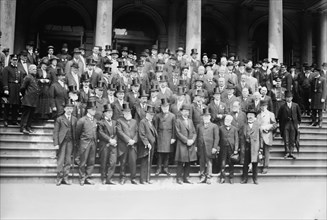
[103,104,113,112]
[181,104,191,111]
[227,61,234,67]
[48,45,54,50]
[62,43,68,49]
[27,41,35,47]
[169,55,177,61]
[202,107,211,116]
[73,48,81,54]
[122,103,131,112]
[146,105,156,114]
[122,46,128,52]
[111,50,119,55]
[275,77,281,82]
[211,54,218,60]
[161,98,170,107]
[285,91,293,98]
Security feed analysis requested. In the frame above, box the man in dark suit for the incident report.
[125,79,140,107]
[277,91,301,159]
[17,50,29,78]
[97,104,117,185]
[53,100,77,185]
[26,42,37,65]
[82,58,102,89]
[20,65,40,134]
[138,105,157,184]
[175,104,197,184]
[76,100,98,185]
[154,98,176,176]
[280,64,292,92]
[235,74,253,97]
[111,85,127,120]
[196,107,219,184]
[218,115,239,184]
[49,68,68,119]
[208,88,228,127]
[116,104,139,185]
[134,90,149,124]
[239,87,253,113]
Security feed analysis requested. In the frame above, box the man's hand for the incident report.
[19,92,22,97]
[128,139,134,146]
[4,90,9,95]
[233,150,238,155]
[308,99,311,103]
[211,148,217,154]
[217,114,223,119]
[147,144,152,150]
[321,99,325,103]
[170,139,176,144]
[53,107,57,111]
[186,140,193,146]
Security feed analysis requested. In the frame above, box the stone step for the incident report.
[0,132,53,141]
[271,144,327,151]
[269,157,327,165]
[1,172,326,184]
[0,146,57,156]
[0,126,54,133]
[272,139,327,145]
[270,150,327,158]
[0,155,57,164]
[1,163,326,174]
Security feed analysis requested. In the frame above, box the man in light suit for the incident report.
[256,100,277,174]
[116,104,139,185]
[53,101,77,185]
[65,48,84,77]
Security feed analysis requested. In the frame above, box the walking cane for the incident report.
[147,148,151,182]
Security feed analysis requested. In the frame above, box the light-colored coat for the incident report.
[256,110,277,146]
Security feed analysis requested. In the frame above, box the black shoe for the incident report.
[240,179,248,184]
[85,178,95,185]
[284,154,290,159]
[220,178,225,184]
[146,181,153,184]
[262,168,268,174]
[310,122,317,127]
[26,128,34,133]
[155,170,161,176]
[3,121,8,127]
[56,178,62,186]
[183,179,193,184]
[253,179,259,185]
[229,178,234,184]
[162,170,171,176]
[289,154,296,159]
[131,179,138,185]
[177,179,183,185]
[199,176,206,184]
[62,178,71,185]
[12,121,19,126]
[107,180,116,185]
[120,178,126,185]
[140,181,146,185]
[21,128,30,135]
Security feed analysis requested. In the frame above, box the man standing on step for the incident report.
[277,91,301,159]
[97,104,117,185]
[76,99,98,185]
[53,100,77,186]
[256,99,277,174]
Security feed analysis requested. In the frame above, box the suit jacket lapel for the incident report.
[63,115,69,127]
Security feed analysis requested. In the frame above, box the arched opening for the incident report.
[36,5,86,56]
[113,12,158,55]
[201,17,228,58]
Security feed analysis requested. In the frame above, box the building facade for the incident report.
[0,0,326,66]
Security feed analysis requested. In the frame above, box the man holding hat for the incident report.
[256,99,277,174]
[277,91,301,159]
[49,68,68,119]
[240,107,262,184]
[53,99,77,185]
[65,48,84,76]
[2,54,24,126]
[138,105,158,184]
[309,70,326,127]
[20,65,40,134]
[196,107,219,184]
[97,103,118,184]
[76,99,98,185]
[175,104,197,184]
[154,98,176,176]
[116,103,139,185]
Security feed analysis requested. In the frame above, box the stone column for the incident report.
[236,6,249,61]
[0,0,17,52]
[168,1,178,52]
[318,11,327,67]
[268,0,283,63]
[186,0,201,56]
[301,12,313,65]
[95,0,113,47]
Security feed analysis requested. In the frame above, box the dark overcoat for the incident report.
[310,76,327,109]
[2,64,24,104]
[196,122,219,161]
[76,116,98,153]
[138,118,157,158]
[53,114,77,146]
[116,117,138,157]
[20,74,40,107]
[154,112,176,153]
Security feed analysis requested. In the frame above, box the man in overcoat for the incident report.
[277,91,301,159]
[175,104,197,184]
[116,103,139,185]
[309,70,326,127]
[97,104,117,184]
[53,100,77,185]
[20,65,40,134]
[49,68,68,119]
[196,107,219,184]
[76,100,98,185]
[154,98,176,176]
[138,105,157,184]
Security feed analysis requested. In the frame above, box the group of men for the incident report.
[0,41,326,186]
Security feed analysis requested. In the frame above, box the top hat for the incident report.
[56,68,65,76]
[151,45,158,50]
[164,48,171,55]
[246,107,257,116]
[117,60,125,68]
[213,87,222,95]
[71,62,79,69]
[140,90,149,97]
[86,58,97,66]
[48,45,54,50]
[271,58,278,63]
[82,73,91,83]
[86,100,96,109]
[159,75,168,82]
[104,66,112,74]
[103,103,113,112]
[65,99,74,108]
[285,91,293,98]
[131,78,140,87]
[122,46,128,52]
[73,48,81,54]
[161,98,170,107]
[260,99,268,106]
[150,84,159,92]
[122,103,131,112]
[211,54,218,60]
[176,47,184,52]
[156,65,164,72]
[68,85,78,93]
[146,105,156,114]
[116,85,125,93]
[107,84,116,91]
[202,107,211,116]
[176,86,186,96]
[191,48,198,55]
[104,45,111,51]
[95,81,105,90]
[181,104,191,111]
[111,50,119,55]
